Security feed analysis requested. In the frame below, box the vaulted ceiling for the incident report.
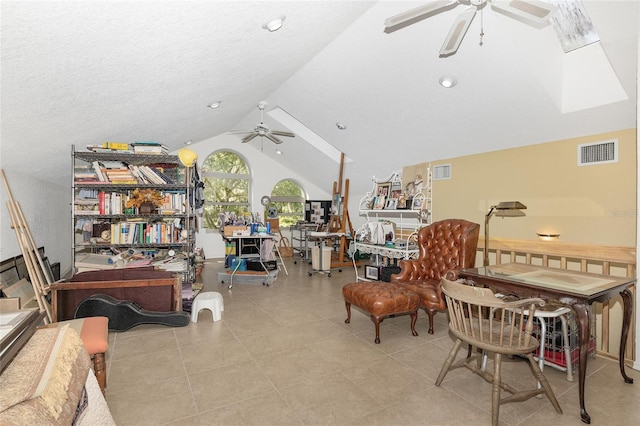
[1,1,637,193]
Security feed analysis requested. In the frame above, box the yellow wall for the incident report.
[432,128,637,246]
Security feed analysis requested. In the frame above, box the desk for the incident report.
[459,263,635,424]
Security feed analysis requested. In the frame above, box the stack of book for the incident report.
[100,161,138,184]
[131,141,169,155]
[86,142,133,153]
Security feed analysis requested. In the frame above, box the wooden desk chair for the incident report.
[435,279,562,426]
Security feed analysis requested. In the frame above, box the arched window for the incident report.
[201,150,250,229]
[270,179,305,227]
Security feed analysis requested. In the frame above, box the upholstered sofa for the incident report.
[391,219,480,334]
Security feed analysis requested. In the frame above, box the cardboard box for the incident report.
[223,225,247,237]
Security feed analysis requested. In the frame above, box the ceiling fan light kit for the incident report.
[385,0,558,57]
[228,101,295,146]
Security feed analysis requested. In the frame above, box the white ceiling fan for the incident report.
[384,0,558,57]
[229,101,295,145]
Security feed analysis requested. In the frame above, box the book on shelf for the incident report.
[101,142,130,150]
[131,141,169,154]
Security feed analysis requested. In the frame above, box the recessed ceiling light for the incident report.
[262,15,286,32]
[439,75,457,88]
[207,101,221,109]
[336,122,347,130]
[184,140,192,145]
[275,149,282,155]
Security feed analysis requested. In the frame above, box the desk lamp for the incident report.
[484,201,527,266]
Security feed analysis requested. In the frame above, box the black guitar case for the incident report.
[74,294,190,332]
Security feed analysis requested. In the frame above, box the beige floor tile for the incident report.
[349,386,493,425]
[166,392,304,425]
[255,346,341,389]
[180,338,252,374]
[110,328,177,361]
[278,371,381,424]
[341,355,433,405]
[108,347,185,389]
[107,375,196,426]
[306,334,387,370]
[189,359,276,412]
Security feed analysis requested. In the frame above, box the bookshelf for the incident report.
[71,145,195,284]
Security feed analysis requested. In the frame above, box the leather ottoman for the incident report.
[342,282,419,344]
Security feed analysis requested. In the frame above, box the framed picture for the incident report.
[376,182,391,197]
[384,198,397,210]
[365,265,380,280]
[412,197,423,210]
[373,195,386,210]
[396,193,408,209]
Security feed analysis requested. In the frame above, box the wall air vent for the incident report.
[578,139,618,166]
[433,164,451,180]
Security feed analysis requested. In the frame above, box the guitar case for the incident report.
[74,294,190,332]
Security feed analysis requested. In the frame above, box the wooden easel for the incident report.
[328,154,355,268]
[1,169,53,323]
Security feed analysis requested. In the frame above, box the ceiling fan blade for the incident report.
[265,133,283,144]
[228,130,252,135]
[384,0,458,33]
[439,7,476,57]
[241,133,259,143]
[270,130,295,138]
[491,0,558,28]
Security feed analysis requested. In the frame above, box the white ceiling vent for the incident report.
[577,139,618,166]
[433,164,451,180]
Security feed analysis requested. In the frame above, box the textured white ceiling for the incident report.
[1,1,637,195]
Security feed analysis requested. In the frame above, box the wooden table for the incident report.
[459,263,635,424]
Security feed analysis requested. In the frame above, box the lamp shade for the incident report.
[178,148,197,167]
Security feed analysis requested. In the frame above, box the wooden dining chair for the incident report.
[435,278,562,426]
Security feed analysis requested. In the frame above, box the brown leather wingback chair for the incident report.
[391,219,480,334]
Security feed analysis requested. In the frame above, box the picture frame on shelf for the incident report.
[396,193,408,209]
[412,197,423,210]
[384,198,397,210]
[376,182,391,197]
[364,265,380,280]
[373,195,386,210]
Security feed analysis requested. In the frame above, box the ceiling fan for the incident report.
[384,0,558,57]
[229,101,295,145]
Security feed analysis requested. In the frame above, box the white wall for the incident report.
[184,134,332,259]
[0,169,71,275]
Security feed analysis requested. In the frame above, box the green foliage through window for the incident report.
[202,151,250,229]
[270,180,305,228]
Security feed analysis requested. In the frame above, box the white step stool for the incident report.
[191,291,224,322]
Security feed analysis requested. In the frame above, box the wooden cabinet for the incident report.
[71,146,195,283]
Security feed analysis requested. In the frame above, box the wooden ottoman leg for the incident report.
[92,352,107,394]
[344,300,351,324]
[410,310,419,337]
[371,315,383,344]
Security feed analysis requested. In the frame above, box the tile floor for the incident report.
[104,258,640,425]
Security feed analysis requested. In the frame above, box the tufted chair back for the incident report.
[405,219,480,281]
[391,219,480,334]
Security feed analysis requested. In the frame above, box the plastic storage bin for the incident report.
[311,246,332,271]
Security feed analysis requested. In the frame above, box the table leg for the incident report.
[572,302,591,424]
[619,288,634,384]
